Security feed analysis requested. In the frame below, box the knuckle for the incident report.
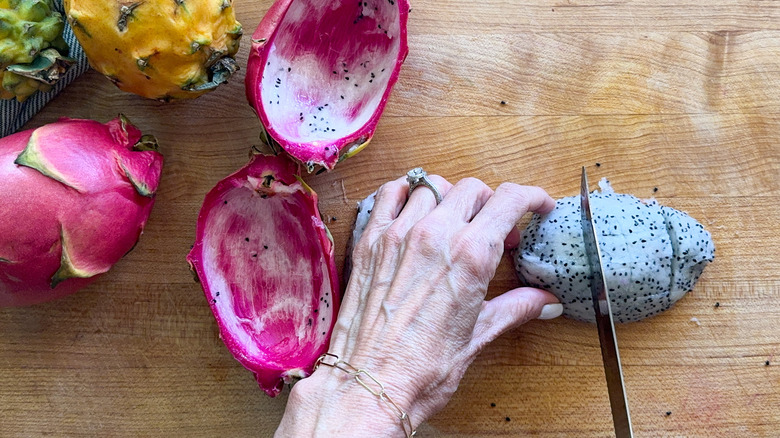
[406,220,442,246]
[495,182,531,211]
[375,180,404,201]
[457,177,491,194]
[428,175,452,190]
[379,223,406,249]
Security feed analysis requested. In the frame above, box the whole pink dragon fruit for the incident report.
[246,0,410,172]
[187,153,339,397]
[0,117,163,307]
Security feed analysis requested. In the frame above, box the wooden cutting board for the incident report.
[1,1,778,436]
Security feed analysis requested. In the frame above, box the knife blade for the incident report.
[580,167,634,438]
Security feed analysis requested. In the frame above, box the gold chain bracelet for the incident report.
[314,353,417,438]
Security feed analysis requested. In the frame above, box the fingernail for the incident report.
[537,303,563,320]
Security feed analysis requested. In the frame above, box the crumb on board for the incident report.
[690,317,701,326]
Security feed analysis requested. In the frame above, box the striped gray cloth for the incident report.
[0,0,90,138]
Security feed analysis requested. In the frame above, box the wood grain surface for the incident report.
[2,0,779,436]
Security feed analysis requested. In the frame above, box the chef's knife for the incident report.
[580,167,634,438]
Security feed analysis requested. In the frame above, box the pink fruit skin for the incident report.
[187,154,340,397]
[0,118,163,307]
[246,0,410,170]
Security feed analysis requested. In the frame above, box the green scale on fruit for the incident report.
[0,0,73,101]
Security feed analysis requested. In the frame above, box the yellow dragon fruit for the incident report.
[0,0,73,101]
[64,0,242,100]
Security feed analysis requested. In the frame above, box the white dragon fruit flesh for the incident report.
[246,0,410,172]
[186,153,339,396]
[515,178,715,323]
[0,116,163,307]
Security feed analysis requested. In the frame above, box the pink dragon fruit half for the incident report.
[0,117,163,307]
[246,0,410,172]
[186,153,339,397]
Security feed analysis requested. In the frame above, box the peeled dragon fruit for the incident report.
[187,153,339,396]
[515,178,715,323]
[64,0,242,99]
[246,0,409,172]
[348,180,715,323]
[0,117,163,307]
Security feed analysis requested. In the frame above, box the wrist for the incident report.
[275,366,409,437]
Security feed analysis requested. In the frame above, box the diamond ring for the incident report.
[406,167,443,204]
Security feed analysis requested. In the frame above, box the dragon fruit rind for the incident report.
[515,178,715,323]
[186,153,339,396]
[246,0,410,172]
[0,117,163,307]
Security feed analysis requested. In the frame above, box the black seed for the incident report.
[331,216,337,221]
[715,302,720,307]
[500,100,506,105]
[666,411,672,416]
[596,162,601,167]
[288,67,291,72]
[490,403,496,407]
[245,237,249,242]
[341,95,345,99]
[223,200,227,204]
[766,360,771,366]
[653,187,659,192]
[264,245,268,249]
[333,71,338,74]
[345,76,350,80]
[505,417,511,422]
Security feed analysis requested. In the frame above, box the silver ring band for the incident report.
[406,167,443,204]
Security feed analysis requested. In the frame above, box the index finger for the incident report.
[466,183,555,247]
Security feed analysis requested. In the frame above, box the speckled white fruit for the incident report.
[515,178,715,323]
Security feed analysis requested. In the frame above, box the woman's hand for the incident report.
[276,174,562,437]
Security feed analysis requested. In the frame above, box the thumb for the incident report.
[468,288,562,357]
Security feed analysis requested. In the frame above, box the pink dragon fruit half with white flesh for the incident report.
[0,117,163,307]
[186,153,339,397]
[246,0,410,172]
